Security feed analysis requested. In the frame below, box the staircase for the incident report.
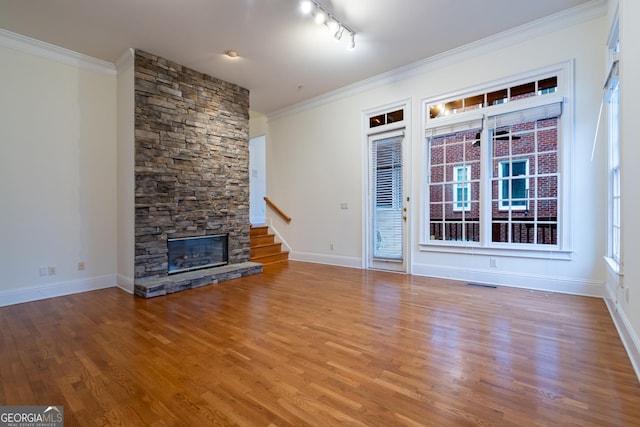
[250,225,289,265]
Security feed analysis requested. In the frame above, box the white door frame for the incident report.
[249,135,266,225]
[362,100,411,273]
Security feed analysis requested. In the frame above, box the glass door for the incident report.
[368,130,407,272]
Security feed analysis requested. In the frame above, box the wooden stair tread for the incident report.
[250,226,269,237]
[250,225,289,265]
[250,234,275,247]
[250,251,289,265]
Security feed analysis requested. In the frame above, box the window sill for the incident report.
[604,256,623,276]
[419,241,573,260]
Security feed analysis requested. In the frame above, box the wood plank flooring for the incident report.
[1,261,639,426]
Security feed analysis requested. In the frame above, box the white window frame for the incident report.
[605,13,621,268]
[453,165,471,212]
[420,61,573,259]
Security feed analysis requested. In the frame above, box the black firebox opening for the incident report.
[167,234,228,275]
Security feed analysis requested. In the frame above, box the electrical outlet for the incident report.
[330,242,334,251]
[48,266,56,275]
[489,257,497,268]
[78,262,85,271]
[39,266,48,276]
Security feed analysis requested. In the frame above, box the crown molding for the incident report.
[0,28,116,75]
[115,48,135,72]
[268,0,607,120]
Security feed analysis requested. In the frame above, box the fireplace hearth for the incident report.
[168,235,228,275]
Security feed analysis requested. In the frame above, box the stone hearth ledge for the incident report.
[134,262,263,298]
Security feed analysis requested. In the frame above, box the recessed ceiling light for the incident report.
[225,50,239,58]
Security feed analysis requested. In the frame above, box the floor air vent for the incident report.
[466,282,498,289]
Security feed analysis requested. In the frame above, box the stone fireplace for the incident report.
[132,50,261,298]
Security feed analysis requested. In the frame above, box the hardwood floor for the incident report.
[1,261,639,426]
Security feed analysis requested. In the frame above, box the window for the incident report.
[370,109,404,128]
[428,120,481,242]
[498,160,529,210]
[424,65,569,251]
[428,76,557,119]
[453,165,471,211]
[606,17,620,265]
[490,105,560,245]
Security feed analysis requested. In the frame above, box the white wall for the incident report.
[266,9,608,292]
[612,0,640,377]
[0,42,117,306]
[116,50,135,292]
[249,111,268,139]
[249,135,267,225]
[268,98,365,267]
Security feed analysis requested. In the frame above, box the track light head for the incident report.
[314,9,326,25]
[327,19,339,33]
[348,32,356,50]
[299,0,313,15]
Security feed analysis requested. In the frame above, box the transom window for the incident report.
[428,76,557,119]
[369,109,404,128]
[423,65,570,252]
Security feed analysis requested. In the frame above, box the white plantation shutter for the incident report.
[488,101,562,127]
[426,115,484,138]
[371,135,403,260]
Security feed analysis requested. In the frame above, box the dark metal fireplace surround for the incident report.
[168,235,228,275]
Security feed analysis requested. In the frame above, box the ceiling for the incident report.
[0,0,593,115]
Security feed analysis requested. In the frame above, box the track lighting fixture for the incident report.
[298,0,356,50]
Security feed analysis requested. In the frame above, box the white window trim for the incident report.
[606,12,621,269]
[419,61,573,258]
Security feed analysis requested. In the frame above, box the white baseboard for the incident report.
[290,251,362,269]
[116,274,134,294]
[0,275,117,307]
[411,263,604,297]
[265,220,292,254]
[604,284,640,382]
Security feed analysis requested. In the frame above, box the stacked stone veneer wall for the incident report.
[134,50,250,280]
